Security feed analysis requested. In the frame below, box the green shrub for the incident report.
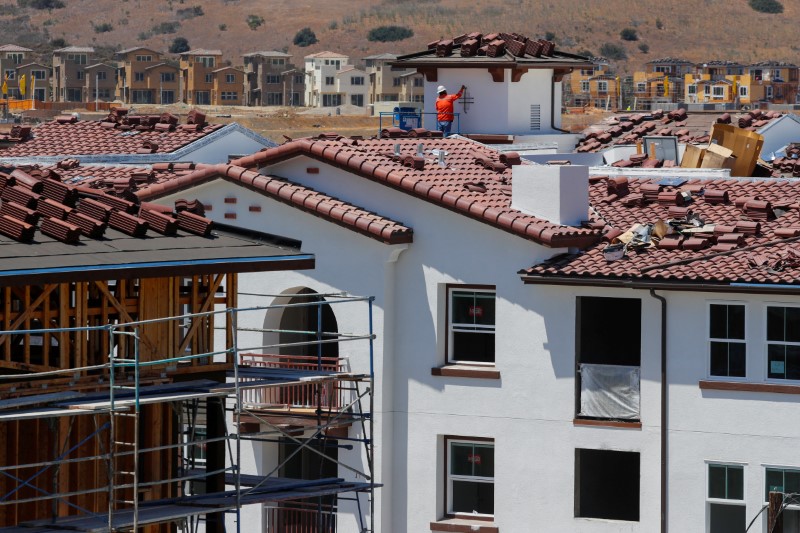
[367,25,413,42]
[749,0,783,13]
[168,36,190,53]
[93,22,113,33]
[600,42,627,60]
[638,43,649,54]
[293,27,318,46]
[151,21,180,34]
[620,28,638,41]
[246,14,264,30]
[17,0,64,9]
[176,6,203,19]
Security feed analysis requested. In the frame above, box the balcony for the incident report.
[239,353,351,428]
[266,501,336,532]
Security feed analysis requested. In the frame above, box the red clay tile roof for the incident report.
[522,175,800,286]
[229,136,600,248]
[134,162,414,245]
[0,116,224,157]
[577,109,785,153]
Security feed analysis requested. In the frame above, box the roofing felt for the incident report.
[0,165,310,285]
[0,115,225,158]
[135,162,414,245]
[229,135,600,248]
[522,175,800,287]
[394,31,593,69]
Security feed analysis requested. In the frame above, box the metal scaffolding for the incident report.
[0,292,377,532]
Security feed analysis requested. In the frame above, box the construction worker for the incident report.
[436,84,465,137]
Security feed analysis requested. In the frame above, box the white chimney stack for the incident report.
[511,164,589,226]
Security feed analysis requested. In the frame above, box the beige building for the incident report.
[365,53,419,110]
[114,47,164,104]
[179,49,222,105]
[52,46,94,102]
[242,51,305,106]
[16,62,49,101]
[0,44,34,99]
[84,63,116,103]
[211,66,244,105]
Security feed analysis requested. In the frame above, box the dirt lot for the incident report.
[18,104,606,141]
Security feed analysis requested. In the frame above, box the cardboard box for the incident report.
[680,144,705,168]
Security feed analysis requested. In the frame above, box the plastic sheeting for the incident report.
[579,363,640,420]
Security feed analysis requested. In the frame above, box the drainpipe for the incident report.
[551,75,571,133]
[649,289,667,533]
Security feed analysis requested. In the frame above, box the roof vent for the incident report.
[438,151,446,167]
[394,143,401,157]
[417,143,424,157]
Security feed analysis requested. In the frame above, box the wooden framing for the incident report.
[0,272,238,531]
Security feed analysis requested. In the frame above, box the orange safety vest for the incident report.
[436,91,462,122]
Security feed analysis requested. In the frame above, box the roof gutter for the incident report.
[649,289,668,533]
[519,274,800,295]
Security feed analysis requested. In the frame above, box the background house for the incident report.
[83,63,116,104]
[179,48,222,105]
[52,46,94,102]
[304,51,350,108]
[15,62,48,101]
[242,50,305,107]
[115,47,163,104]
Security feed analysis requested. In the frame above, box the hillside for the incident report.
[4,0,800,72]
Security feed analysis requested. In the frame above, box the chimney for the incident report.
[511,164,588,226]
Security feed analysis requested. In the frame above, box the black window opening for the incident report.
[709,304,746,378]
[707,464,745,533]
[575,448,640,522]
[576,297,641,420]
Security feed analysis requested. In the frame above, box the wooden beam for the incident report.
[511,68,528,82]
[0,284,57,351]
[417,67,438,82]
[177,274,224,356]
[488,67,504,82]
[554,68,572,83]
[92,280,158,356]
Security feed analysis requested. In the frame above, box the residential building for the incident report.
[0,160,378,533]
[745,61,799,104]
[0,44,33,99]
[179,48,223,105]
[337,65,368,108]
[684,60,800,106]
[393,31,593,140]
[566,57,611,107]
[242,50,305,106]
[114,46,163,104]
[630,57,691,106]
[364,53,420,110]
[303,51,349,107]
[397,70,425,104]
[120,130,800,532]
[83,63,116,103]
[52,46,94,102]
[15,62,49,101]
[211,66,244,105]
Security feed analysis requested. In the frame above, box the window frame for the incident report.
[712,85,725,99]
[706,462,746,505]
[444,436,494,519]
[225,73,236,83]
[445,284,496,366]
[596,80,608,93]
[580,80,590,93]
[764,304,800,382]
[763,465,800,505]
[707,301,747,380]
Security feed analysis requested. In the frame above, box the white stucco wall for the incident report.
[422,67,558,135]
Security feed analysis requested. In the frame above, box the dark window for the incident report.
[325,76,334,85]
[709,304,746,377]
[708,464,744,500]
[447,439,494,516]
[350,94,363,107]
[575,449,639,521]
[577,297,641,366]
[766,468,800,501]
[767,307,800,380]
[448,288,495,364]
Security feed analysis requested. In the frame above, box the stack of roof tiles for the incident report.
[523,175,800,285]
[427,31,557,59]
[0,107,223,157]
[576,110,785,154]
[0,164,213,245]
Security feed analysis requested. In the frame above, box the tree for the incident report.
[620,28,638,41]
[49,37,68,48]
[17,0,64,9]
[246,14,264,31]
[544,31,556,41]
[168,36,190,53]
[599,42,627,60]
[293,27,318,47]
[367,25,413,42]
[92,22,113,33]
[749,0,783,12]
[638,43,650,54]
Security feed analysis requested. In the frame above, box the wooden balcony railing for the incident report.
[239,353,346,411]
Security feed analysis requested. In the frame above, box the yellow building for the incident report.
[630,58,692,106]
[114,47,165,104]
[566,57,612,107]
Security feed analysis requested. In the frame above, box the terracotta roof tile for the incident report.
[226,137,599,248]
[522,176,800,286]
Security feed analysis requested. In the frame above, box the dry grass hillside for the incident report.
[4,0,799,72]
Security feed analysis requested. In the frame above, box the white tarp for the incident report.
[579,363,640,420]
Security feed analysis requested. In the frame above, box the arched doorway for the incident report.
[277,287,339,359]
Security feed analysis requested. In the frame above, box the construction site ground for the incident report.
[13,104,609,143]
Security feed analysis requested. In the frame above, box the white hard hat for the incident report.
[437,85,447,93]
